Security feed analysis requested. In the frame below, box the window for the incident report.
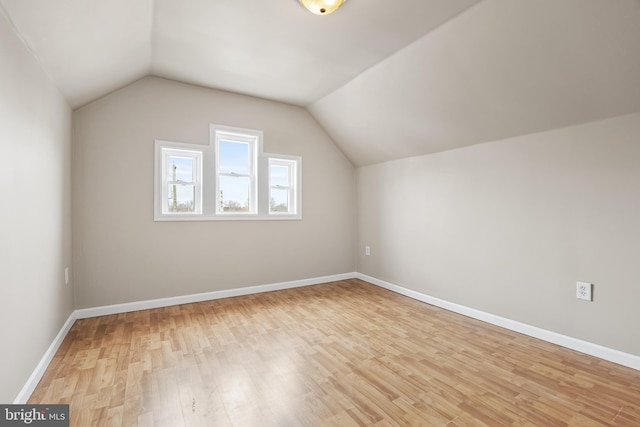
[154,124,301,221]
[269,158,298,215]
[156,144,203,217]
[215,130,258,214]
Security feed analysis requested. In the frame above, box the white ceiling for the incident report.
[1,0,152,110]
[2,0,640,166]
[309,0,640,165]
[0,0,477,107]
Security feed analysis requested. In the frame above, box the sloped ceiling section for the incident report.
[2,0,639,166]
[309,0,640,166]
[0,0,152,108]
[150,0,479,106]
[0,0,478,108]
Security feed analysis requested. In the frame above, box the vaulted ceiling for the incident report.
[2,0,640,166]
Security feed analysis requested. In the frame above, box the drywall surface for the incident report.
[310,0,640,166]
[73,77,356,308]
[0,10,73,402]
[357,113,640,356]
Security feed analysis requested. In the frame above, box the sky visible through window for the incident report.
[167,142,293,213]
[270,163,290,211]
[169,156,194,182]
[270,164,289,187]
[167,155,195,211]
[219,140,250,210]
[219,140,249,175]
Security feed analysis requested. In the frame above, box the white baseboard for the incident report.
[357,273,640,371]
[19,270,638,404]
[74,272,357,319]
[16,272,357,403]
[13,311,78,404]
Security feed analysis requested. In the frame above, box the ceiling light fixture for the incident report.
[299,0,347,15]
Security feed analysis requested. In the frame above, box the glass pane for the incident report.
[168,156,194,182]
[167,184,196,212]
[270,164,290,187]
[270,188,290,213]
[219,140,249,175]
[219,175,250,212]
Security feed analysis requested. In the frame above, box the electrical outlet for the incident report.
[64,267,69,285]
[576,281,592,301]
[365,246,371,256]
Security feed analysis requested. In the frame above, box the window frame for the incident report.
[154,125,302,221]
[155,141,205,220]
[214,128,259,216]
[267,156,300,216]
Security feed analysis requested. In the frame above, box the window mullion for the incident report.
[156,127,300,221]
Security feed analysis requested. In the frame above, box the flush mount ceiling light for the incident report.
[299,0,347,15]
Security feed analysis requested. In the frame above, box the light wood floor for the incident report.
[30,279,640,426]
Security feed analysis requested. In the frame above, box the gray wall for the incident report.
[73,77,356,308]
[357,113,640,356]
[0,11,73,402]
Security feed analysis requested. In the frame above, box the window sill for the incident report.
[154,214,302,222]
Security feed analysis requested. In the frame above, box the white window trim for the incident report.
[154,125,302,221]
[266,155,302,217]
[154,140,207,221]
[214,127,259,216]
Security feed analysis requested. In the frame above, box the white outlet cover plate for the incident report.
[576,281,592,301]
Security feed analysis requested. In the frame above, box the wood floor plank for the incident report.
[28,279,640,426]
